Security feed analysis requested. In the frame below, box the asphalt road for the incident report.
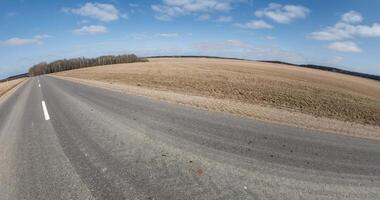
[0,76,379,200]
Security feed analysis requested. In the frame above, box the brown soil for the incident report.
[56,58,380,127]
[0,78,26,98]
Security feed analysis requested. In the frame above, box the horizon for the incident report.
[3,54,380,80]
[1,0,380,79]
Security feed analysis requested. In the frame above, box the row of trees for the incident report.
[28,54,147,76]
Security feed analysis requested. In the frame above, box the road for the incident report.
[0,76,379,200]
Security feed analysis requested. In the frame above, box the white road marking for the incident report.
[41,101,50,121]
[38,83,41,87]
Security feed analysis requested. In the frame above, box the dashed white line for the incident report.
[38,83,41,88]
[41,101,50,121]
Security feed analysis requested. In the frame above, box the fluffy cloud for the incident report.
[151,5,186,20]
[64,2,126,22]
[311,22,380,41]
[341,11,363,24]
[235,20,273,29]
[255,3,310,24]
[328,41,362,53]
[310,11,380,53]
[151,0,236,20]
[1,35,51,46]
[215,16,233,23]
[310,11,380,41]
[73,25,108,35]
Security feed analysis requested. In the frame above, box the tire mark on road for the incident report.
[51,119,126,200]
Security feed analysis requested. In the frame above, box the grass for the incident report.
[56,58,380,126]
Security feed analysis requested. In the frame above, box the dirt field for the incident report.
[0,78,26,99]
[56,58,380,128]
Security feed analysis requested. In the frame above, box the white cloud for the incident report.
[355,23,380,37]
[255,3,310,24]
[341,11,363,24]
[73,25,108,35]
[310,23,352,40]
[1,35,51,46]
[151,4,185,20]
[328,41,362,53]
[310,11,380,41]
[64,2,126,22]
[2,38,39,46]
[151,0,236,20]
[34,35,51,39]
[235,20,273,29]
[215,16,232,23]
[156,33,180,37]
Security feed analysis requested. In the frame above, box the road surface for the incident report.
[0,76,379,200]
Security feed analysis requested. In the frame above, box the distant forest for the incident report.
[258,60,380,82]
[28,54,147,76]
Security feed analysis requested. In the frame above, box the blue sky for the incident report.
[1,0,380,79]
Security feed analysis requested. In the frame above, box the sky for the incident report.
[1,0,380,79]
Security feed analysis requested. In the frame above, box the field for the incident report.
[56,58,380,134]
[0,78,26,99]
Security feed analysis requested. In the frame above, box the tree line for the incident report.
[28,54,147,76]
